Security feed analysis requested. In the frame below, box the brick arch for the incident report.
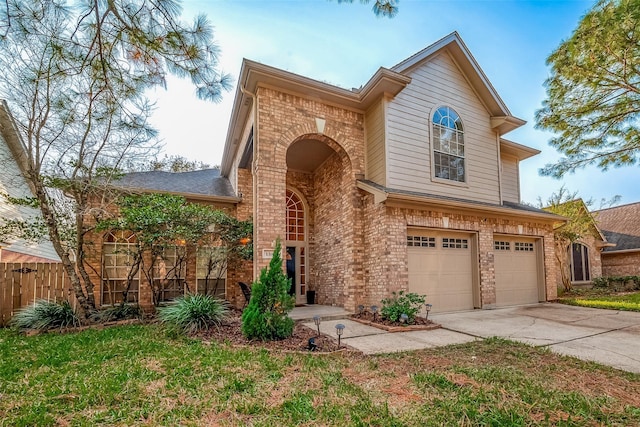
[275,122,355,173]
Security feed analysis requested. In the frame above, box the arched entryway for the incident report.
[284,133,357,308]
[285,189,308,304]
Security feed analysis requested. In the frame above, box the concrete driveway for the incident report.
[431,303,640,374]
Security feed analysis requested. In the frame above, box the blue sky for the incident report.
[149,0,639,207]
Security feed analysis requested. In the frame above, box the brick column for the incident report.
[253,163,287,276]
[478,225,496,308]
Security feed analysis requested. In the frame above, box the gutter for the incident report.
[356,180,564,222]
[601,248,640,255]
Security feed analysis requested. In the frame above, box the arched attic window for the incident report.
[432,106,465,183]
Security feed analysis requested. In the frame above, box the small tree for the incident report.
[242,239,294,341]
[97,193,252,306]
[540,187,618,291]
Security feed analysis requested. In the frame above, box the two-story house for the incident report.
[220,32,562,313]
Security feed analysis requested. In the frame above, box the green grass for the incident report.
[0,327,639,426]
[560,291,640,312]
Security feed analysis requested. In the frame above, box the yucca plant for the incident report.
[157,294,229,334]
[10,300,80,331]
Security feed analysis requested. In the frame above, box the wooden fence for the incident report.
[0,262,77,326]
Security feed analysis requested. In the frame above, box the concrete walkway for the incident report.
[302,318,476,355]
[297,303,640,374]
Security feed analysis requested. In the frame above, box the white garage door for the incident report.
[494,236,540,307]
[408,230,475,313]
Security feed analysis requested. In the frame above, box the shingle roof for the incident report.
[112,169,237,200]
[358,179,562,220]
[595,202,640,251]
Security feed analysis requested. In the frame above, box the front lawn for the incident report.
[1,326,639,426]
[559,290,640,312]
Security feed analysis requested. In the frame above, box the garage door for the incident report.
[408,230,475,313]
[494,236,540,307]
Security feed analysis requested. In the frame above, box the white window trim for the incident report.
[429,105,469,188]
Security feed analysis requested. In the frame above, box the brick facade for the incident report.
[251,87,366,309]
[359,194,557,308]
[238,85,560,312]
[602,252,640,276]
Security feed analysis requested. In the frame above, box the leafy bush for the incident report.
[157,294,229,334]
[242,239,295,340]
[10,299,80,331]
[591,276,640,291]
[381,291,426,324]
[90,304,143,323]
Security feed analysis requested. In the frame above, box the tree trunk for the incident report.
[31,176,95,318]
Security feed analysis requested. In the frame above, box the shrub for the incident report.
[90,304,144,323]
[380,291,426,324]
[157,294,229,334]
[591,276,640,291]
[242,239,295,340]
[10,299,80,331]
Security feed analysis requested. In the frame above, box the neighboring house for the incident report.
[0,101,60,263]
[546,199,610,288]
[595,202,640,276]
[217,32,561,313]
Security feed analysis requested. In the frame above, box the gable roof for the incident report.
[111,169,240,203]
[543,198,607,242]
[392,32,525,134]
[594,202,640,252]
[221,32,526,176]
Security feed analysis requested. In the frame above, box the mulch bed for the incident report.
[196,309,352,353]
[350,311,440,332]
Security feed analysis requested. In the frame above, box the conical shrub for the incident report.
[241,239,295,340]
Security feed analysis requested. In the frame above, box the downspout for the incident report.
[496,133,503,204]
[240,84,259,280]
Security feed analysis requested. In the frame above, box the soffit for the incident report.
[500,138,540,161]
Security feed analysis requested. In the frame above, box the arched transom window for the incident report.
[286,189,305,241]
[432,106,465,182]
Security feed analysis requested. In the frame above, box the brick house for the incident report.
[217,32,562,313]
[547,199,610,288]
[595,202,640,277]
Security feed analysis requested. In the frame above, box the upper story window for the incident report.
[432,106,465,183]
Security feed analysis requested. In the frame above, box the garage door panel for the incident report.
[494,237,540,307]
[408,231,474,313]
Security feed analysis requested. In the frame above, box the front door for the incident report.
[286,245,307,305]
[286,189,308,305]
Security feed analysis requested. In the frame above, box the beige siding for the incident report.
[386,52,501,204]
[501,154,520,203]
[0,134,60,261]
[364,98,386,185]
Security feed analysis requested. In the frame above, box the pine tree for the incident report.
[241,239,295,340]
